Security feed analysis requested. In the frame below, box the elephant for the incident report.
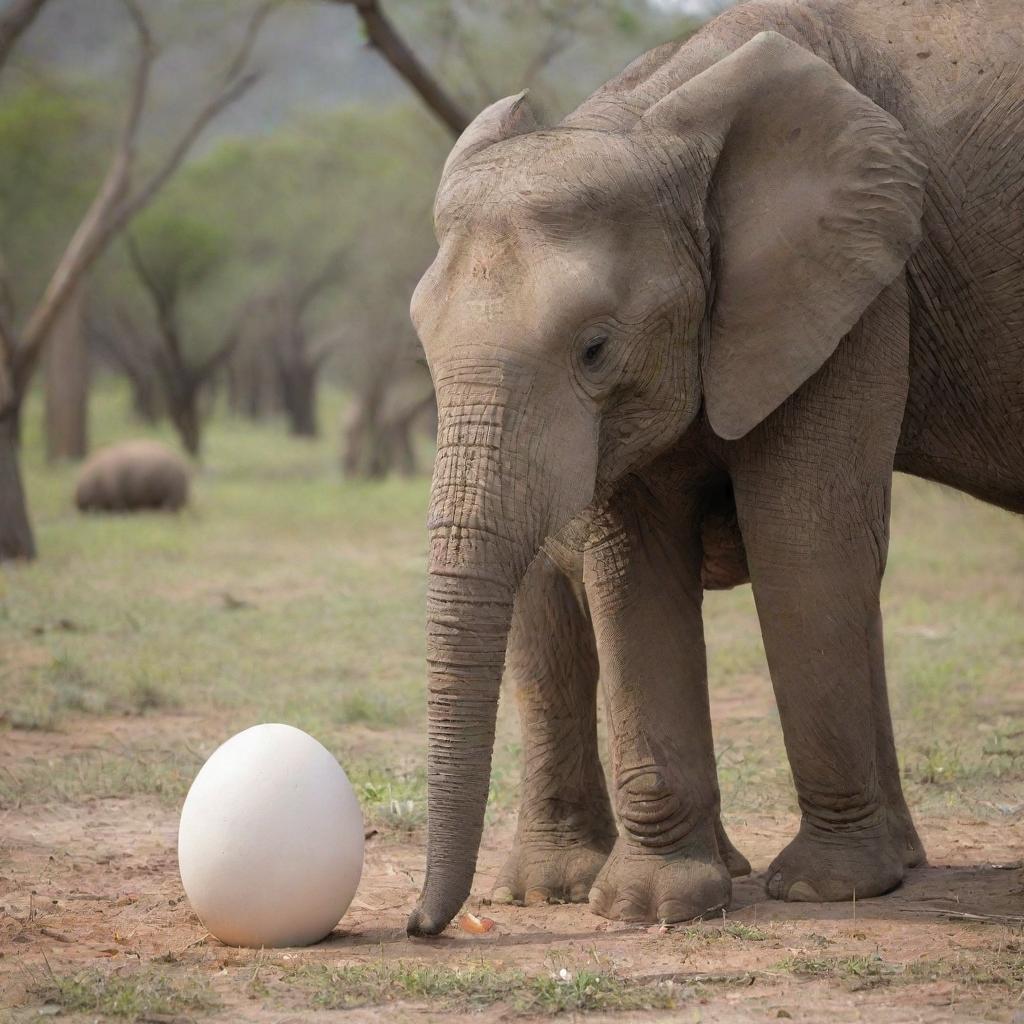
[75,440,190,512]
[406,0,1024,936]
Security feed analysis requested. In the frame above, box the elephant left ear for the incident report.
[638,32,927,440]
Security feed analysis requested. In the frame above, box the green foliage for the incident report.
[0,79,102,308]
[130,208,230,301]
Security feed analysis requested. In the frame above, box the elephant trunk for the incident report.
[406,389,545,937]
[406,552,516,936]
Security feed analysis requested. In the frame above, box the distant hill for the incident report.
[6,0,734,144]
[9,0,405,139]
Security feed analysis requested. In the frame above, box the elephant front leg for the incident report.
[493,555,617,906]
[584,490,732,923]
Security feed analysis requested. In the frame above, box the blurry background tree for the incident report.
[0,0,711,559]
[0,0,278,558]
[122,213,236,457]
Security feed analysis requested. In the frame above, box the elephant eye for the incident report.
[581,335,608,368]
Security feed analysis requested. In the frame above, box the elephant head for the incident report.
[406,31,925,936]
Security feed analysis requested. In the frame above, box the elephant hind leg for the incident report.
[869,607,926,869]
[700,482,750,591]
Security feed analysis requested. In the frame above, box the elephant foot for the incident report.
[716,817,751,878]
[766,813,906,902]
[492,831,615,905]
[588,837,732,923]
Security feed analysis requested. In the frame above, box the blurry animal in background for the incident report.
[75,440,190,513]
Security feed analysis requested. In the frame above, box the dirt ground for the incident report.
[3,714,1021,1023]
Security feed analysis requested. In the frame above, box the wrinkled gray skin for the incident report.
[75,440,190,513]
[407,0,1024,936]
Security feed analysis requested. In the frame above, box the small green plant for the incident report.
[674,921,771,942]
[125,672,181,714]
[777,953,897,988]
[352,767,428,830]
[526,967,675,1013]
[911,744,965,785]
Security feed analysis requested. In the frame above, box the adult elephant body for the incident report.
[407,0,1024,935]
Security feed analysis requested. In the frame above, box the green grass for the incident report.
[3,383,430,732]
[2,376,1022,833]
[777,947,1024,990]
[284,960,677,1014]
[30,965,218,1017]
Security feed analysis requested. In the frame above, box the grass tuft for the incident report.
[31,966,218,1017]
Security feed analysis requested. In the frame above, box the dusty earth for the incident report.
[2,716,1022,1023]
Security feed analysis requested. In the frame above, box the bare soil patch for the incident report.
[2,720,1022,1023]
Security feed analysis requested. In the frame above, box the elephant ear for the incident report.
[639,31,926,440]
[440,91,538,185]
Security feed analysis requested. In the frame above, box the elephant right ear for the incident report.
[440,92,538,187]
[637,32,926,440]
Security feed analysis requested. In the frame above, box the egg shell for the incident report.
[178,723,364,948]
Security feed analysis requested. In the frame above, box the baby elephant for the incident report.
[75,440,190,513]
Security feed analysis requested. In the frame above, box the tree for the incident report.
[124,215,237,457]
[269,250,347,438]
[88,308,163,424]
[328,0,469,134]
[322,0,698,477]
[0,0,279,560]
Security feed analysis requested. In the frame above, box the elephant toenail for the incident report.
[524,887,551,906]
[767,871,784,899]
[786,881,821,902]
[491,886,515,904]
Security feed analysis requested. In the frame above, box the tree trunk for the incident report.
[128,368,161,423]
[228,341,280,420]
[168,388,202,458]
[176,403,201,458]
[44,285,89,462]
[282,365,318,437]
[0,404,35,560]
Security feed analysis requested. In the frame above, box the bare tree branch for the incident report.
[521,27,572,90]
[126,233,181,362]
[6,0,279,406]
[9,0,155,394]
[110,0,278,231]
[0,252,17,376]
[0,0,48,70]
[195,328,242,382]
[293,245,348,315]
[331,0,469,136]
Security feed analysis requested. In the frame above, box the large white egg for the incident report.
[178,723,364,948]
